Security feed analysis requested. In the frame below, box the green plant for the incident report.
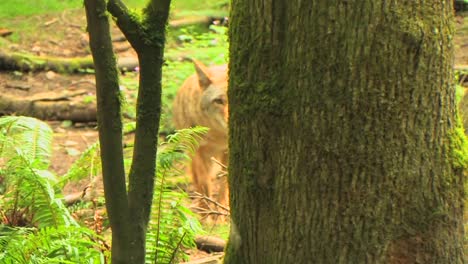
[0,0,81,19]
[171,0,229,18]
[146,127,207,263]
[0,225,105,264]
[0,116,70,226]
[52,124,208,263]
[0,116,105,263]
[0,0,155,19]
[58,142,101,190]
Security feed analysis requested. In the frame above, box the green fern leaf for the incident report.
[145,127,206,264]
[0,116,53,168]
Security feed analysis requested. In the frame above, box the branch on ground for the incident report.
[0,50,139,73]
[195,236,226,253]
[0,90,96,122]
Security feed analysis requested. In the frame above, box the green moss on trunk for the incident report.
[226,1,465,263]
[85,0,171,263]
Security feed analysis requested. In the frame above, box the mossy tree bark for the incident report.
[84,0,170,263]
[226,1,466,263]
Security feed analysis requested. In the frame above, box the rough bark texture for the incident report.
[226,1,465,264]
[108,0,170,262]
[84,1,130,263]
[85,0,170,263]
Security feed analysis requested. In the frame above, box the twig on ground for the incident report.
[30,89,89,102]
[60,10,82,29]
[66,80,96,90]
[210,157,228,179]
[0,28,13,37]
[210,157,227,170]
[190,192,230,214]
[180,254,224,264]
[44,18,58,27]
[5,82,31,91]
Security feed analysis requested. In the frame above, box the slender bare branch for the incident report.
[190,192,231,213]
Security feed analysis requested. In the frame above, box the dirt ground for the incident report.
[0,9,138,175]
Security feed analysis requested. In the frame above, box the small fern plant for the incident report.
[0,225,105,263]
[0,116,74,227]
[49,123,208,263]
[145,127,207,264]
[0,116,105,263]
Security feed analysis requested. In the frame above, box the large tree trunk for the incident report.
[225,1,465,264]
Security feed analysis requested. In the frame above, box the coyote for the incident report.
[173,60,229,212]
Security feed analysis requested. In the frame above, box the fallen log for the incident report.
[0,28,13,37]
[0,50,139,73]
[0,50,95,73]
[169,16,212,28]
[195,235,226,253]
[0,91,97,122]
[181,254,224,264]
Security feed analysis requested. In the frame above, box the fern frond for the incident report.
[163,126,208,154]
[145,127,206,264]
[0,116,104,263]
[0,225,105,264]
[147,185,201,264]
[58,142,101,188]
[1,152,76,228]
[0,116,53,169]
[158,126,208,173]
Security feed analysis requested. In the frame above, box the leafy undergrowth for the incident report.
[0,0,231,262]
[0,116,213,263]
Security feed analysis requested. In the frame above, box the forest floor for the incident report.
[0,9,133,174]
[0,7,228,262]
[1,8,468,262]
[0,11,464,179]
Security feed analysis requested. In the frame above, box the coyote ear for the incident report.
[193,59,212,89]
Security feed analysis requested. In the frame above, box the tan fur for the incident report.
[173,60,229,209]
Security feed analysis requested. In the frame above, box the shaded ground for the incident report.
[0,9,137,175]
[49,122,98,175]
